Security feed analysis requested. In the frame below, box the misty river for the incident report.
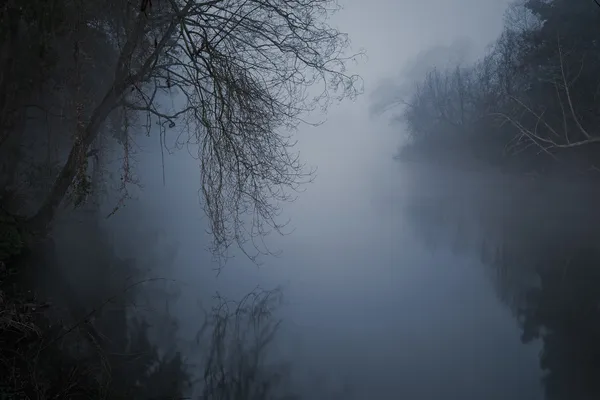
[33,133,600,399]
[4,0,600,398]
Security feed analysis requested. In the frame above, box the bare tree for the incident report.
[28,0,363,263]
[494,37,600,159]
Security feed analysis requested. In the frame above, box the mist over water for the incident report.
[4,0,600,399]
[89,129,549,399]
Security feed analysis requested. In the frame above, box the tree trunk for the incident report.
[27,82,127,233]
[26,8,178,234]
[0,2,21,148]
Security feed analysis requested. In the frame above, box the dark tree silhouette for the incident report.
[516,247,600,400]
[5,0,363,265]
[386,0,600,177]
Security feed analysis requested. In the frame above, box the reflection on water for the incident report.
[89,151,600,399]
[137,157,551,399]
[402,165,600,400]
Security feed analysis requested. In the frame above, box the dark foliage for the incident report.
[0,230,191,399]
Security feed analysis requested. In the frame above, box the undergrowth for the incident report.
[0,260,190,399]
[0,260,99,399]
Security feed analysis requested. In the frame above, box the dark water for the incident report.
[126,157,569,399]
[397,165,600,400]
[235,164,600,399]
[24,154,600,399]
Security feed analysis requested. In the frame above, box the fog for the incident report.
[103,0,540,397]
[4,0,600,398]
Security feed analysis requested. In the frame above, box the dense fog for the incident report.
[2,0,600,399]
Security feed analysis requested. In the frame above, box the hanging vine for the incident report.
[106,105,138,218]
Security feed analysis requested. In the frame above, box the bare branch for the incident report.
[494,37,600,156]
[29,0,363,266]
[130,0,363,263]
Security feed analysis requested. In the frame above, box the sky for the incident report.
[101,0,546,398]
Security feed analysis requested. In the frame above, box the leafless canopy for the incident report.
[121,0,363,263]
[25,0,362,265]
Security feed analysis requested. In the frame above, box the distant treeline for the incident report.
[395,0,600,177]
